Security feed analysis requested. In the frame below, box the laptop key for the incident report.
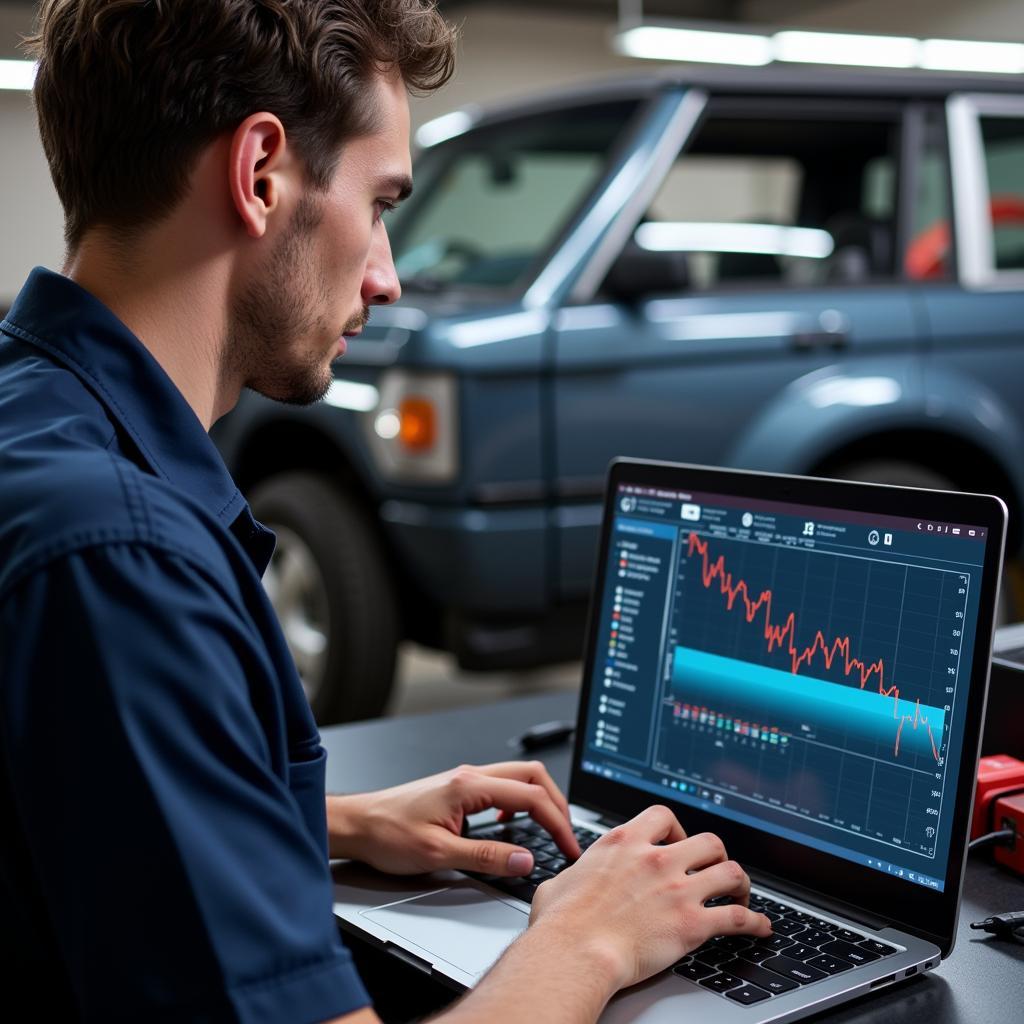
[859,939,898,957]
[805,917,838,932]
[787,910,815,923]
[698,972,744,993]
[695,947,736,968]
[772,918,807,936]
[716,936,754,953]
[796,929,833,947]
[833,928,866,944]
[758,935,795,953]
[729,958,799,994]
[806,954,854,976]
[726,984,772,1005]
[819,939,881,966]
[742,948,777,964]
[762,955,828,985]
[783,944,819,961]
[673,961,717,982]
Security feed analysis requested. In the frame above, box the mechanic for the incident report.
[0,2,770,1021]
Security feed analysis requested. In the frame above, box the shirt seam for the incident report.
[0,532,232,608]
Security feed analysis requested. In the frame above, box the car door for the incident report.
[913,94,1024,530]
[553,95,923,599]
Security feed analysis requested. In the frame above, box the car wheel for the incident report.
[828,459,1014,623]
[250,472,400,723]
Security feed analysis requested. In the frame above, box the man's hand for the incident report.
[527,805,771,992]
[327,761,580,876]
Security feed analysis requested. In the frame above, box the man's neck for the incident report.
[65,229,238,431]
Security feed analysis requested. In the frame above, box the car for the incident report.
[212,66,1024,723]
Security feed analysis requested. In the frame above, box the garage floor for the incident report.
[387,644,581,717]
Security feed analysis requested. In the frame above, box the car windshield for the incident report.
[388,99,640,292]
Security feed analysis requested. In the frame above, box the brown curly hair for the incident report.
[26,0,457,247]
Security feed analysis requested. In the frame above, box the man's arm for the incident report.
[1,543,371,1023]
[323,806,770,1024]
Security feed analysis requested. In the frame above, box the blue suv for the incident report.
[213,68,1024,722]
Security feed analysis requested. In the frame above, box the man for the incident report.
[0,2,770,1021]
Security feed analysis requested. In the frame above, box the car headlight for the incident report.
[360,370,458,483]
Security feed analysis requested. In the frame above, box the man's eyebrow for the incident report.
[381,174,413,202]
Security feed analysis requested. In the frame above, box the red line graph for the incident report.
[686,532,940,761]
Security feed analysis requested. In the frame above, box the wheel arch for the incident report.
[807,427,1022,551]
[232,419,443,646]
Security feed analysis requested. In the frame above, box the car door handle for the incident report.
[790,329,848,351]
[790,309,850,352]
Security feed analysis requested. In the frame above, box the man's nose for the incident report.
[362,227,401,306]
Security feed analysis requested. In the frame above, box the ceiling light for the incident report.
[0,60,36,91]
[919,38,1024,74]
[415,110,473,149]
[773,30,918,69]
[615,25,773,66]
[635,222,834,260]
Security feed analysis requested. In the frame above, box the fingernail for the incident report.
[508,851,533,875]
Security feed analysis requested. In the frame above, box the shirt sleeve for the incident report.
[0,541,370,1023]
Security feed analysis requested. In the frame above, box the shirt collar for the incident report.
[2,266,275,571]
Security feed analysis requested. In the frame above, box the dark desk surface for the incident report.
[322,692,1024,1024]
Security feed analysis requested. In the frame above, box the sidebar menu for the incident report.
[588,518,678,766]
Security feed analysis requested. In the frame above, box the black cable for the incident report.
[970,912,1024,945]
[968,828,1016,852]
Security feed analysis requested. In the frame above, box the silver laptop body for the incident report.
[333,461,1006,1023]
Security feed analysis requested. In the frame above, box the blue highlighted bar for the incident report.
[672,647,945,759]
[615,517,679,541]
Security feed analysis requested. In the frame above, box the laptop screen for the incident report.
[578,478,992,895]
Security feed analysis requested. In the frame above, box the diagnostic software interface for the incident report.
[580,482,990,892]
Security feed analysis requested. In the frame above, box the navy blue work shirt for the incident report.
[0,268,370,1022]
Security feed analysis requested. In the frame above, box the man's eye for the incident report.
[374,200,396,221]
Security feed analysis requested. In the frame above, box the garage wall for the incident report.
[1,0,1023,303]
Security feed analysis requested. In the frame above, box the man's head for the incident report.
[27,0,456,408]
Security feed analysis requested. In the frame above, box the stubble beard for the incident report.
[226,194,367,407]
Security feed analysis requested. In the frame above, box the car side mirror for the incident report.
[602,239,690,302]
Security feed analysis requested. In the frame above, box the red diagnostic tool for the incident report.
[973,754,1024,876]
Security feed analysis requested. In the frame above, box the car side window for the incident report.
[979,116,1024,272]
[391,100,639,290]
[635,109,901,292]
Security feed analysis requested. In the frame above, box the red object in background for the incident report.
[992,791,1024,876]
[973,754,1024,840]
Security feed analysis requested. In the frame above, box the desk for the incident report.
[322,693,1024,1024]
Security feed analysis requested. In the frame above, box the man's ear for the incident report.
[228,112,290,239]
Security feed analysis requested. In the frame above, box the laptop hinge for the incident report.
[748,866,889,932]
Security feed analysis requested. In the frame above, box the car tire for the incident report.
[828,459,1014,623]
[249,472,400,724]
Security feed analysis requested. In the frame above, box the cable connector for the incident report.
[970,911,1024,944]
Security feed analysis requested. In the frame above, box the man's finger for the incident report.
[700,903,773,941]
[690,860,753,909]
[460,774,579,859]
[475,760,572,824]
[678,832,729,873]
[614,804,687,845]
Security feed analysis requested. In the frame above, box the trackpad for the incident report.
[361,886,529,978]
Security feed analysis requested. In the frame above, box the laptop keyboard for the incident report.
[468,819,901,1006]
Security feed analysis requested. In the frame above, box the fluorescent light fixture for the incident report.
[636,222,834,260]
[615,25,772,66]
[322,379,380,412]
[774,30,918,68]
[0,60,36,91]
[414,110,472,149]
[919,38,1024,74]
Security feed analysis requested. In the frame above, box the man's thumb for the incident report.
[443,836,534,877]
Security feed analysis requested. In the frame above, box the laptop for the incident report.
[332,459,1007,1022]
